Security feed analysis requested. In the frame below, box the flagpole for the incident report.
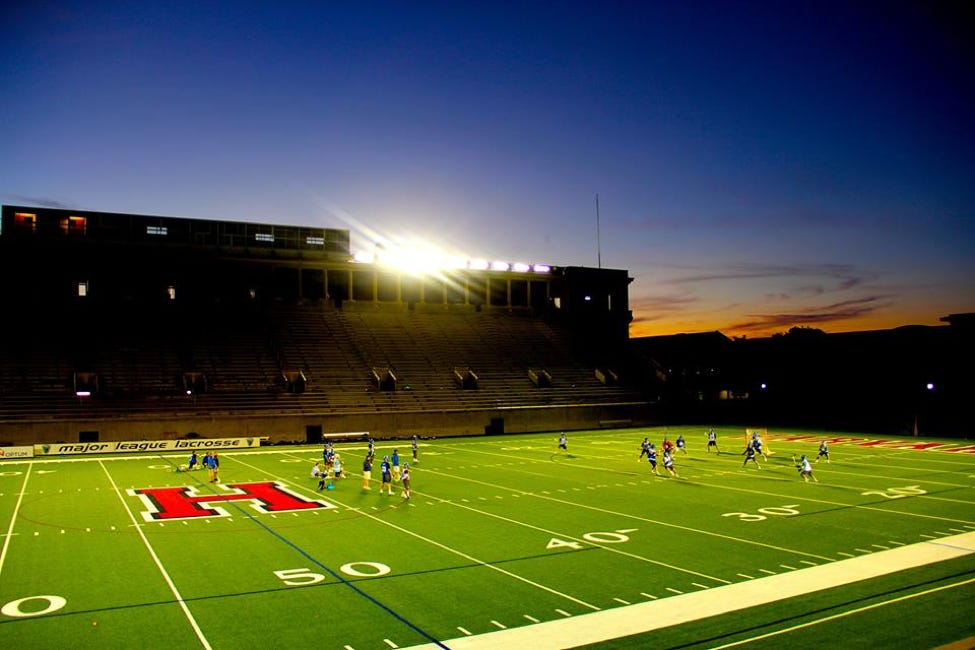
[595,193,602,269]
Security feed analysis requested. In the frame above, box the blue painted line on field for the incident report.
[228,499,450,649]
[154,454,450,648]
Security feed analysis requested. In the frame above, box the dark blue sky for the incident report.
[3,1,972,336]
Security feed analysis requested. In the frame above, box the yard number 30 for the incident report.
[722,505,801,522]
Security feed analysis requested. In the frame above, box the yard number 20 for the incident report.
[861,485,926,499]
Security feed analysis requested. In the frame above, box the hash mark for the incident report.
[555,609,572,617]
[666,587,683,594]
[491,620,507,629]
[457,627,472,636]
[613,598,630,605]
[524,615,540,623]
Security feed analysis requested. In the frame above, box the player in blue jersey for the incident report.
[647,446,660,476]
[676,434,687,455]
[380,455,393,495]
[188,451,198,471]
[751,432,768,461]
[391,449,401,481]
[816,439,830,463]
[742,441,761,469]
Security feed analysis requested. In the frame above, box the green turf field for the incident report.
[1,426,973,649]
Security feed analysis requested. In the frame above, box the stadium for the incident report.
[0,205,972,649]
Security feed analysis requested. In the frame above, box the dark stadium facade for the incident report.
[0,205,645,444]
[1,205,968,445]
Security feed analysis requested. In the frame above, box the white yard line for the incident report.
[401,532,975,650]
[0,463,32,576]
[424,465,833,563]
[230,454,602,612]
[99,460,213,650]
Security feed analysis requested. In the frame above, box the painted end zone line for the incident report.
[403,532,975,650]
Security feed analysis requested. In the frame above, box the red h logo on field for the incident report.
[129,481,334,521]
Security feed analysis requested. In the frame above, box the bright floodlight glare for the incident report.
[352,250,375,264]
[926,382,935,390]
[76,390,91,398]
[760,383,767,390]
[469,259,489,270]
[512,262,530,272]
[532,264,550,273]
[491,261,510,271]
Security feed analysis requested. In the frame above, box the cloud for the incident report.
[5,195,75,209]
[629,292,700,316]
[724,295,894,334]
[663,262,874,287]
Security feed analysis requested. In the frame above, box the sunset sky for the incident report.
[2,1,972,338]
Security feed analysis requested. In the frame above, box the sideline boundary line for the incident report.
[99,460,213,650]
[710,575,975,649]
[401,532,975,650]
[0,463,32,576]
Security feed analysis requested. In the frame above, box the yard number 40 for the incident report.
[546,529,637,549]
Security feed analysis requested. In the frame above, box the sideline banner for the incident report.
[0,446,35,459]
[34,437,262,457]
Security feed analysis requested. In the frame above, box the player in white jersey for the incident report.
[798,454,818,482]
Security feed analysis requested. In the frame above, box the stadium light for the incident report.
[349,235,552,276]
